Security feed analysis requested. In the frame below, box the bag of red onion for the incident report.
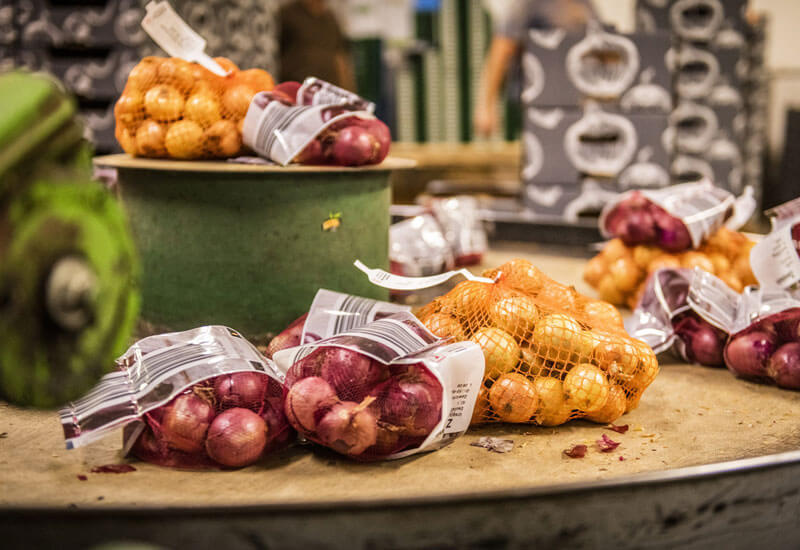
[689,269,800,389]
[265,288,412,358]
[750,196,800,299]
[272,312,485,460]
[60,326,293,469]
[627,268,729,367]
[600,180,754,253]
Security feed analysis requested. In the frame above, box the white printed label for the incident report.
[382,341,485,459]
[302,289,410,343]
[353,260,495,290]
[750,219,800,294]
[298,77,375,112]
[766,197,800,225]
[241,95,372,165]
[141,1,227,76]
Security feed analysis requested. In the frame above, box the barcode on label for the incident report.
[253,102,314,156]
[333,295,377,334]
[340,319,429,357]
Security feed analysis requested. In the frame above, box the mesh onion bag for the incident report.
[60,326,293,469]
[414,259,659,426]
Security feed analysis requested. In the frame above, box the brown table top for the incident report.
[2,242,799,509]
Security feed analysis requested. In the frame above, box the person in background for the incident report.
[278,0,356,90]
[474,0,598,137]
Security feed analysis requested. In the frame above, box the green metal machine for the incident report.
[0,71,140,408]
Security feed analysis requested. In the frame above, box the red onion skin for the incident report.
[375,365,443,437]
[318,347,389,401]
[774,311,800,342]
[767,343,800,389]
[368,424,401,456]
[724,331,777,380]
[618,209,657,245]
[604,205,628,237]
[330,125,380,166]
[316,401,378,457]
[261,401,294,451]
[294,137,327,165]
[673,315,726,367]
[265,313,308,358]
[351,117,390,162]
[205,408,268,468]
[284,347,326,387]
[284,376,338,433]
[214,372,267,411]
[652,206,692,252]
[160,393,216,453]
[273,81,301,104]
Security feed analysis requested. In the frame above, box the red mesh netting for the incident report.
[584,227,757,308]
[283,348,443,461]
[114,56,274,160]
[415,259,659,426]
[128,373,292,469]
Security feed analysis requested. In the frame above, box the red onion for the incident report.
[318,347,389,401]
[261,400,293,450]
[273,81,301,103]
[767,343,800,389]
[316,400,378,457]
[284,347,326,387]
[369,424,401,456]
[603,205,628,237]
[724,330,777,379]
[673,315,726,366]
[214,372,267,411]
[618,209,657,245]
[265,313,308,358]
[352,117,390,163]
[205,408,267,467]
[160,393,215,453]
[284,376,338,433]
[775,311,800,342]
[330,125,381,166]
[652,206,692,252]
[375,365,442,437]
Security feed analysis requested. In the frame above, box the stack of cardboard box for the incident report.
[521,23,673,221]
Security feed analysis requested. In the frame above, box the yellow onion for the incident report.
[531,313,583,363]
[563,363,610,413]
[422,312,467,341]
[488,294,538,338]
[533,376,571,426]
[488,373,538,423]
[470,327,520,380]
[585,385,626,424]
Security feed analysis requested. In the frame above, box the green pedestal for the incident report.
[94,155,415,338]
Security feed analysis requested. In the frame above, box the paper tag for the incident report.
[750,218,800,294]
[725,185,757,231]
[353,260,495,291]
[388,342,485,459]
[687,268,740,332]
[302,289,410,343]
[142,1,227,76]
[241,94,372,165]
[298,77,375,112]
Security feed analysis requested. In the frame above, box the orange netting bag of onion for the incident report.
[114,56,275,160]
[410,259,659,426]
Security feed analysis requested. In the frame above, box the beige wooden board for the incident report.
[2,243,799,509]
[93,154,417,173]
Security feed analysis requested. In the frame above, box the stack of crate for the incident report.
[742,13,767,202]
[2,0,278,154]
[636,0,753,195]
[520,24,673,222]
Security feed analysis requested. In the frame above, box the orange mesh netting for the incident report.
[416,259,659,426]
[114,56,274,160]
[584,227,757,309]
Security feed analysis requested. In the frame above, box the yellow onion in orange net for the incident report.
[418,259,659,426]
[114,56,275,160]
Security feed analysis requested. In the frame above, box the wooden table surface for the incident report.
[3,242,800,510]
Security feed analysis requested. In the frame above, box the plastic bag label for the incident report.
[766,196,800,225]
[354,260,494,290]
[389,342,484,459]
[141,1,227,76]
[688,268,740,332]
[750,218,800,294]
[59,326,278,450]
[242,93,372,165]
[302,289,411,342]
[641,180,735,248]
[625,268,693,353]
[298,77,375,112]
[274,312,439,368]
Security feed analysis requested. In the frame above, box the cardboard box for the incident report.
[522,178,622,221]
[635,0,748,43]
[670,99,745,155]
[671,42,747,107]
[522,25,672,113]
[522,104,670,183]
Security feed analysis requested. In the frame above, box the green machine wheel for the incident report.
[0,69,140,408]
[0,180,140,408]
